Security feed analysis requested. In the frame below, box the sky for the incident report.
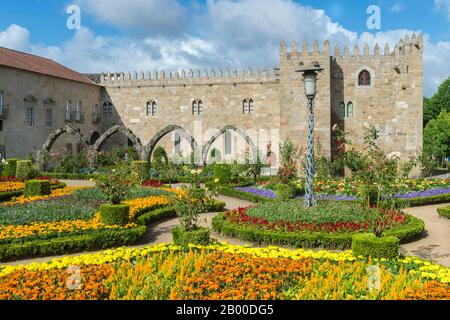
[0,0,449,97]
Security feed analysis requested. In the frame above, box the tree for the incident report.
[424,77,450,126]
[423,110,450,166]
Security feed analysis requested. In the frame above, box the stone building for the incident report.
[0,33,423,169]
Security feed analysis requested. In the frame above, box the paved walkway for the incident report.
[400,204,450,266]
[2,180,449,267]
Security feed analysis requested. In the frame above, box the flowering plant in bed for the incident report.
[226,201,407,234]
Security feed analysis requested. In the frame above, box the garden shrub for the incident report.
[172,226,211,246]
[213,164,232,184]
[351,233,399,259]
[99,204,130,226]
[2,159,18,177]
[24,180,51,197]
[130,161,149,185]
[437,206,450,219]
[15,160,34,181]
[276,184,295,200]
[136,206,177,225]
[0,226,146,262]
[218,186,273,203]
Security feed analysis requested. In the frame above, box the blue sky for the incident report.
[0,0,449,96]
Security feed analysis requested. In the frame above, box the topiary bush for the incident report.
[437,206,450,219]
[351,233,399,259]
[24,180,51,197]
[213,164,232,185]
[99,204,130,226]
[2,159,18,177]
[16,160,34,181]
[276,184,295,200]
[130,161,149,185]
[172,226,211,246]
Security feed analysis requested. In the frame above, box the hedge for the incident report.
[352,233,399,259]
[172,226,211,246]
[42,172,100,180]
[136,200,225,226]
[0,226,147,262]
[218,186,273,204]
[212,213,424,249]
[395,193,450,207]
[2,159,18,177]
[99,204,131,225]
[24,180,51,197]
[16,160,33,181]
[0,191,23,203]
[437,206,450,219]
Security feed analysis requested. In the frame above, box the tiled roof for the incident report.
[0,46,96,85]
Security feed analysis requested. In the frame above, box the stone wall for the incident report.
[0,66,102,159]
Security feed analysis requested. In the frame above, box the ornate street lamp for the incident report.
[296,64,323,207]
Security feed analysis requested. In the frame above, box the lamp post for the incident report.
[296,65,323,207]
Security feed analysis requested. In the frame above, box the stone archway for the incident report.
[93,125,146,160]
[202,125,257,164]
[37,125,92,170]
[146,125,200,163]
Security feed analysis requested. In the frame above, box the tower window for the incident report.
[338,102,346,118]
[146,100,157,117]
[192,100,203,116]
[347,102,354,118]
[358,70,371,86]
[243,98,254,115]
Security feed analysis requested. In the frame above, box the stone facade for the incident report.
[0,34,423,168]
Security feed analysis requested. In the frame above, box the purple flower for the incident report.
[394,187,450,199]
[235,187,277,199]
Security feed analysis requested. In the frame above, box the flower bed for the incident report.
[227,203,406,233]
[0,243,448,300]
[213,208,424,249]
[0,186,179,261]
[0,178,63,203]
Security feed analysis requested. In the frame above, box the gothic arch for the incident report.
[93,125,146,158]
[202,125,257,164]
[146,125,199,161]
[41,125,90,153]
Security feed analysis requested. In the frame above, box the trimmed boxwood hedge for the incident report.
[437,206,450,219]
[172,226,211,246]
[0,226,147,262]
[2,159,18,177]
[212,213,425,249]
[352,233,399,259]
[42,173,100,180]
[395,193,450,207]
[24,180,51,197]
[99,204,131,225]
[0,191,23,203]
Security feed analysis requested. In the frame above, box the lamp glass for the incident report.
[304,73,317,97]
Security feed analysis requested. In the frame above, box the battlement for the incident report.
[281,33,423,60]
[101,66,278,86]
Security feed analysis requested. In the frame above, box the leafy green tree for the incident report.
[424,77,450,126]
[423,110,450,165]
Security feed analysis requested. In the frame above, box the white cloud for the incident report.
[390,2,406,13]
[0,24,30,52]
[435,0,450,20]
[0,0,449,97]
[76,0,187,36]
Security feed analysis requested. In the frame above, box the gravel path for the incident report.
[1,180,449,267]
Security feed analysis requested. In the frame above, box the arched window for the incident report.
[192,99,203,116]
[146,100,157,117]
[243,98,254,115]
[358,70,371,86]
[102,101,113,117]
[65,100,72,122]
[347,102,354,118]
[338,102,346,118]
